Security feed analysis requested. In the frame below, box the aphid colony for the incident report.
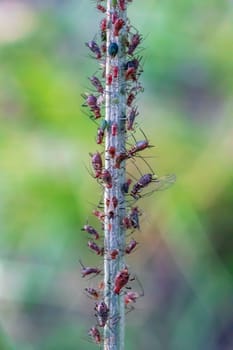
[80,0,175,346]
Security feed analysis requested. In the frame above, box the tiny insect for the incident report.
[97,4,106,13]
[108,42,118,57]
[89,76,104,94]
[90,152,103,178]
[96,127,105,144]
[101,169,113,188]
[95,301,109,327]
[79,260,102,278]
[118,0,126,11]
[121,178,132,194]
[126,92,135,107]
[85,40,102,59]
[126,106,138,131]
[127,32,142,55]
[114,152,129,169]
[114,267,130,294]
[111,122,118,136]
[108,248,119,260]
[88,326,102,344]
[85,287,101,300]
[82,224,100,239]
[112,66,119,78]
[100,17,107,32]
[108,146,116,158]
[114,18,125,36]
[131,174,176,199]
[125,238,138,254]
[92,209,105,222]
[106,73,113,85]
[87,240,104,256]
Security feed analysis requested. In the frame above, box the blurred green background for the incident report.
[0,0,233,349]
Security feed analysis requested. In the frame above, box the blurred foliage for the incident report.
[0,0,233,349]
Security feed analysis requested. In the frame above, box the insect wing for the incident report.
[142,174,176,198]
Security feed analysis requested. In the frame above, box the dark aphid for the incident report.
[114,18,125,36]
[82,224,100,239]
[82,93,97,108]
[101,169,113,188]
[121,178,132,194]
[112,196,118,208]
[128,139,152,156]
[85,40,102,59]
[129,206,141,229]
[130,173,154,199]
[126,92,135,107]
[96,127,105,144]
[114,267,130,294]
[79,260,102,278]
[127,32,142,55]
[88,326,102,344]
[125,238,138,254]
[89,76,104,94]
[90,152,103,178]
[87,240,104,256]
[108,42,118,57]
[95,301,109,327]
[126,106,138,131]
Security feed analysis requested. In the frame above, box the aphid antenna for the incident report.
[129,155,155,175]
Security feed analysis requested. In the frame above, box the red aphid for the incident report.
[97,4,106,13]
[124,291,141,305]
[89,76,104,94]
[118,0,126,11]
[88,326,102,344]
[114,18,125,36]
[106,74,113,85]
[126,92,135,107]
[85,287,101,300]
[108,248,119,260]
[128,139,150,156]
[111,11,118,24]
[82,224,100,239]
[101,169,112,188]
[108,146,116,158]
[114,152,129,168]
[100,18,107,32]
[92,106,101,119]
[92,209,105,222]
[90,152,103,178]
[125,238,138,254]
[112,66,119,78]
[114,267,130,294]
[128,33,142,55]
[79,260,102,278]
[111,122,118,136]
[87,240,104,256]
[122,216,132,229]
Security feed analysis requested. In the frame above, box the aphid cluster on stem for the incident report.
[80,0,175,347]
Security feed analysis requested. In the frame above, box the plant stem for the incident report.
[104,1,127,349]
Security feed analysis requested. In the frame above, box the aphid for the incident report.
[82,224,100,239]
[88,326,102,344]
[100,17,107,32]
[85,287,101,300]
[114,18,125,36]
[124,57,142,81]
[96,127,105,144]
[92,209,105,222]
[124,277,144,310]
[118,0,126,11]
[101,169,113,188]
[92,106,102,119]
[121,178,132,194]
[112,65,119,78]
[79,260,102,278]
[95,301,109,327]
[111,122,118,136]
[114,267,130,294]
[108,248,119,260]
[122,216,132,229]
[129,206,141,229]
[125,238,138,254]
[127,32,142,55]
[97,4,106,13]
[108,42,118,57]
[106,73,113,85]
[114,152,129,168]
[85,40,101,59]
[111,10,118,24]
[108,146,116,158]
[130,174,176,199]
[101,42,106,53]
[82,93,97,108]
[112,196,118,208]
[90,152,103,178]
[87,240,104,256]
[89,76,104,94]
[128,139,151,156]
[126,92,135,107]
[126,106,138,130]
